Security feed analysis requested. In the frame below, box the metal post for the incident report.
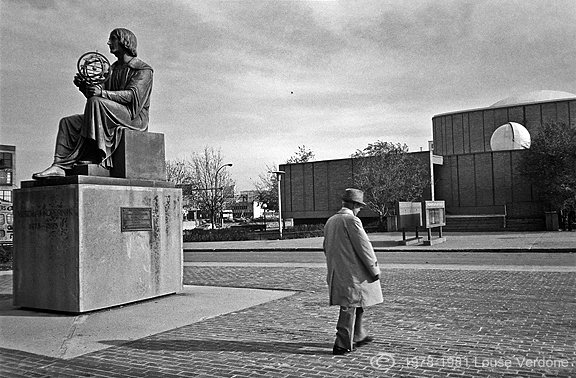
[277,174,282,239]
[271,171,285,239]
[429,140,435,201]
[214,163,233,229]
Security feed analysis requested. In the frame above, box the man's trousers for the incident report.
[334,306,367,350]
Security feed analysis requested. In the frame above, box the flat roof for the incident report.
[433,90,576,118]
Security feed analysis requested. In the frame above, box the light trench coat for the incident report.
[323,208,383,308]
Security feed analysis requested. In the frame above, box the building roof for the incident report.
[434,90,576,118]
[489,90,576,107]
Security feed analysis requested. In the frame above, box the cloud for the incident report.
[3,0,576,189]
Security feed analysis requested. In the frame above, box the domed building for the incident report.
[278,90,575,231]
[432,90,576,230]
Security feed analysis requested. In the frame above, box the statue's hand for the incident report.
[85,85,103,98]
[73,74,85,88]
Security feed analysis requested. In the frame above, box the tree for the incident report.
[253,145,315,210]
[253,164,279,211]
[352,141,430,230]
[165,157,197,215]
[286,145,315,164]
[519,122,576,219]
[165,147,235,227]
[166,157,193,185]
[192,147,235,227]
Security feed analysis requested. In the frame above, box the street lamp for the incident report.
[214,163,233,229]
[262,203,267,231]
[270,170,285,239]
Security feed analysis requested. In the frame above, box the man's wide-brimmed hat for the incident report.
[342,188,366,206]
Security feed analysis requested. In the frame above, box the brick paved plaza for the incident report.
[1,258,575,378]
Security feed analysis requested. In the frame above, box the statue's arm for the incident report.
[101,89,133,104]
[100,69,152,105]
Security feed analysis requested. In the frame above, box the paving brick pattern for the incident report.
[1,267,575,377]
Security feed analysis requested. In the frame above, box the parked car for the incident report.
[196,223,214,230]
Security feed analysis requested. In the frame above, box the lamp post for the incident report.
[271,171,285,239]
[214,163,233,229]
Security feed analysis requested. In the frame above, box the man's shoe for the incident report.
[354,336,374,348]
[32,166,65,179]
[333,345,355,355]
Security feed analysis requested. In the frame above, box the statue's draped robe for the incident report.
[53,58,153,169]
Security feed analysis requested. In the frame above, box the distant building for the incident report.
[0,145,16,203]
[231,200,265,219]
[432,90,576,230]
[230,190,265,219]
[279,91,576,231]
[279,150,438,225]
[236,190,259,203]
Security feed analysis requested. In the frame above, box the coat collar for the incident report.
[112,57,154,72]
[337,207,355,216]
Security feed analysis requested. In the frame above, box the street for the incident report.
[1,247,575,377]
[185,250,576,267]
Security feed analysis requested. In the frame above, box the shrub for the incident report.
[183,228,259,242]
[283,224,324,239]
[183,223,327,242]
[0,243,13,265]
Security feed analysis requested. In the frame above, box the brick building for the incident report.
[279,150,437,225]
[0,145,16,203]
[279,91,576,230]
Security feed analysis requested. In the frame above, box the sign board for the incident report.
[121,207,153,232]
[396,202,422,230]
[423,200,446,228]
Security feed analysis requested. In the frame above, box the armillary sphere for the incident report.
[77,51,111,85]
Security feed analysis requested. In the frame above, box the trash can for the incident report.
[386,216,398,232]
[545,211,559,231]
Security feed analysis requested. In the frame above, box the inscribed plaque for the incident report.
[121,207,152,232]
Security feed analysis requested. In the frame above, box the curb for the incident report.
[184,248,575,253]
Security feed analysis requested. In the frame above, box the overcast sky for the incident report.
[2,0,576,190]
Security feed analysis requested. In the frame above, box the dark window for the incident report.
[0,153,13,169]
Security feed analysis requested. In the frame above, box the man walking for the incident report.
[323,188,383,355]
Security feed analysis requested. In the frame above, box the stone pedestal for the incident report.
[13,176,182,313]
[111,129,166,180]
[68,130,167,181]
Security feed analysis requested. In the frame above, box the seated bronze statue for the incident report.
[33,28,153,179]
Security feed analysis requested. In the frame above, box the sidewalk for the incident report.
[1,232,575,377]
[185,230,576,252]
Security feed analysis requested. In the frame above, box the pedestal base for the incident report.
[13,177,182,313]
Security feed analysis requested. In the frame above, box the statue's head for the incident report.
[110,28,137,57]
